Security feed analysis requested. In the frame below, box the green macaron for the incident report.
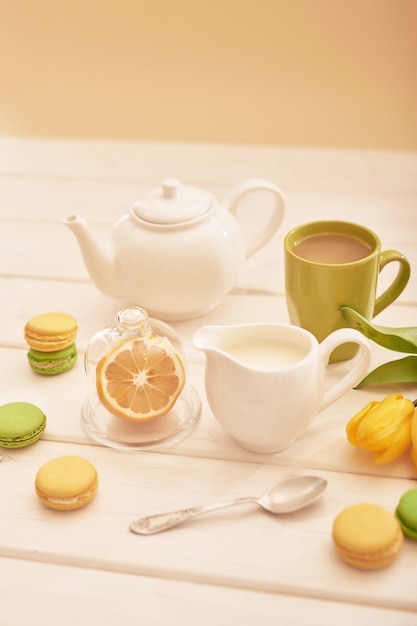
[0,402,47,448]
[395,489,417,541]
[27,343,77,375]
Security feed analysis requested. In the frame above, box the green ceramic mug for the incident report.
[284,220,410,362]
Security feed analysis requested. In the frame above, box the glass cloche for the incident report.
[81,306,201,450]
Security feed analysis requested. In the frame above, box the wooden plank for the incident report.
[0,138,416,194]
[0,283,415,477]
[0,441,416,613]
[0,214,416,301]
[0,342,415,478]
[2,557,416,626]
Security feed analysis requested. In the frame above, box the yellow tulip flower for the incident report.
[346,393,415,464]
[411,409,417,471]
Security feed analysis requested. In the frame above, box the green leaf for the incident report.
[340,306,417,354]
[355,355,417,388]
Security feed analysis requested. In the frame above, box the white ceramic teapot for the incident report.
[64,177,285,320]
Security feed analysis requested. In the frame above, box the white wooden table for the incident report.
[1,137,416,625]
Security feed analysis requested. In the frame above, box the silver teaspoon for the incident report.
[129,475,327,535]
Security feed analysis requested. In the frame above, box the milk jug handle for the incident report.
[222,178,285,258]
[318,329,372,411]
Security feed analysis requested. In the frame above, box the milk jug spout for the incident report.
[192,324,249,367]
[193,323,269,376]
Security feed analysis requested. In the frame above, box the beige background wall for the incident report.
[1,0,416,149]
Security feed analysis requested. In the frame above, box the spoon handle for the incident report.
[129,496,256,535]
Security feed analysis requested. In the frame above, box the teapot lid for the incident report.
[132,178,212,225]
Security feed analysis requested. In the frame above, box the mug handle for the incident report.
[223,178,285,257]
[318,329,372,411]
[373,250,410,317]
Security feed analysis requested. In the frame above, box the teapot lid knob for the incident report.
[131,178,212,225]
[162,178,180,199]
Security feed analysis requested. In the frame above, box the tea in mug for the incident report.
[294,233,372,264]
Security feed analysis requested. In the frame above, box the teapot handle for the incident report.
[222,178,285,258]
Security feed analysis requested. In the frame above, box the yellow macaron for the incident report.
[24,312,78,352]
[332,503,403,570]
[35,456,98,511]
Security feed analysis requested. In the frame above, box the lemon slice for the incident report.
[96,336,185,421]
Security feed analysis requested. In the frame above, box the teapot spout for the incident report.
[63,214,124,298]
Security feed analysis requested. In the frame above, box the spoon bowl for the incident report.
[258,475,327,514]
[130,475,327,535]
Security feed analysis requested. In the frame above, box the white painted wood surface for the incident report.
[1,137,416,625]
